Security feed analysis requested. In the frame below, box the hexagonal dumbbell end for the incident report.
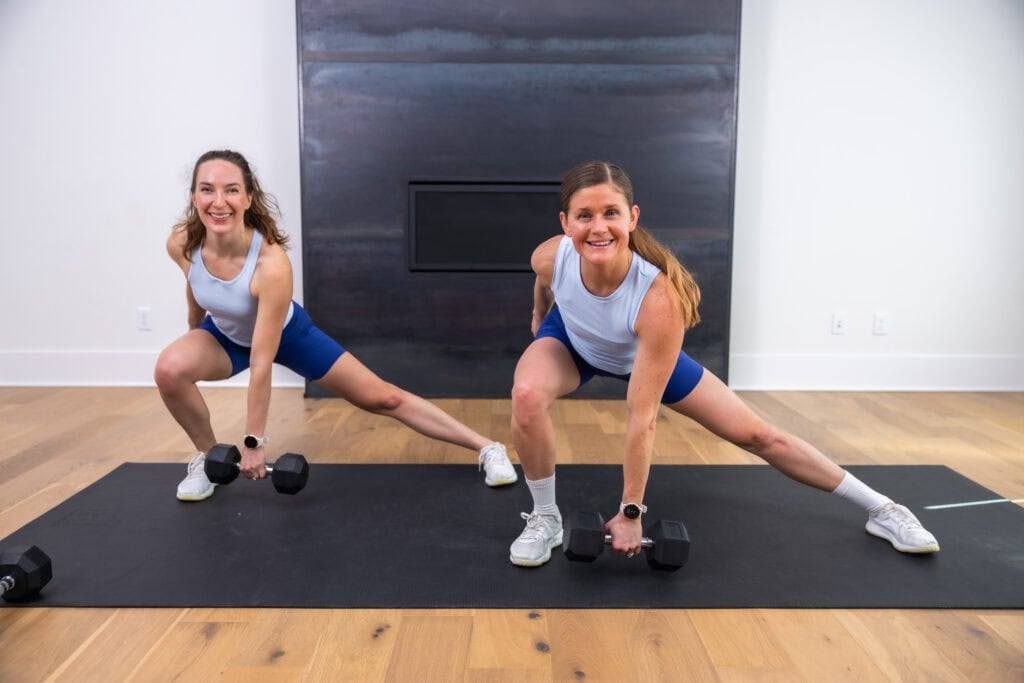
[562,510,607,562]
[271,453,309,495]
[0,545,53,602]
[645,519,690,572]
[205,444,242,485]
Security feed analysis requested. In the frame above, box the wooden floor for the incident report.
[1,387,1022,681]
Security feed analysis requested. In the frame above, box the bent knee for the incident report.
[153,349,191,391]
[511,382,554,425]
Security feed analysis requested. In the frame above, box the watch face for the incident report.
[623,504,641,520]
[244,435,258,449]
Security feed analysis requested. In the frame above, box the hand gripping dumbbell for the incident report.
[1,545,53,602]
[562,510,691,572]
[204,444,309,495]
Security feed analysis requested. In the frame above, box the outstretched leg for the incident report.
[314,352,517,485]
[667,370,939,553]
[667,370,845,491]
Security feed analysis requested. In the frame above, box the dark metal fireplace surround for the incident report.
[297,1,741,397]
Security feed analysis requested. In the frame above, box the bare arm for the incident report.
[606,275,684,554]
[185,284,205,329]
[531,279,554,336]
[166,231,207,329]
[239,244,293,478]
[530,236,561,335]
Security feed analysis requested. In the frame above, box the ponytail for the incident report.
[629,227,701,330]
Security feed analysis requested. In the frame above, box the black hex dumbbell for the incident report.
[562,510,690,572]
[204,444,309,495]
[1,545,53,602]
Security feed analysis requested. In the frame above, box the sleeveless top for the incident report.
[188,231,294,346]
[549,236,660,375]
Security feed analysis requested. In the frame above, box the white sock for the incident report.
[832,471,891,512]
[526,474,559,515]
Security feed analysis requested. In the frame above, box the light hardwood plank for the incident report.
[0,388,1021,682]
[305,609,402,682]
[385,614,473,681]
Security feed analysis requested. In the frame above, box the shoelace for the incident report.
[517,511,552,542]
[479,446,505,471]
[880,504,923,531]
[186,455,206,475]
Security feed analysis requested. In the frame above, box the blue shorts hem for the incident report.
[535,306,704,403]
[199,302,345,381]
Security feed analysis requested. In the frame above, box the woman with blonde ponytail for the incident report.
[506,160,938,568]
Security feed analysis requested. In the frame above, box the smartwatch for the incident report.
[243,434,268,449]
[620,502,647,520]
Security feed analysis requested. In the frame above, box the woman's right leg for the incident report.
[154,329,233,451]
[508,338,580,566]
[510,337,580,480]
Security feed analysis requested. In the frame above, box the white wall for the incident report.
[1,1,1021,390]
[732,0,1024,389]
[0,0,304,386]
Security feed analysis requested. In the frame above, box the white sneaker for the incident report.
[510,510,563,566]
[866,502,940,553]
[176,452,216,501]
[479,442,518,487]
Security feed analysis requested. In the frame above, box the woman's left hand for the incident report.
[605,513,644,557]
[240,447,268,480]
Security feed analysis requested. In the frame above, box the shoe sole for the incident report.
[510,531,563,567]
[176,485,216,502]
[485,473,519,487]
[865,524,940,553]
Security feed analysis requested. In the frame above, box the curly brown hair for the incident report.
[173,150,289,259]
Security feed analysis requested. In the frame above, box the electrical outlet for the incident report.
[831,312,848,335]
[873,312,889,336]
[137,306,152,331]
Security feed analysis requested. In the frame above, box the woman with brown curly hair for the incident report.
[155,150,516,501]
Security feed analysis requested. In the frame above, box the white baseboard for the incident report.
[3,350,1022,391]
[728,353,1024,391]
[0,351,304,387]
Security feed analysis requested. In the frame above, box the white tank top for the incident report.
[549,236,660,375]
[188,231,293,346]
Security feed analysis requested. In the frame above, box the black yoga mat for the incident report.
[2,463,1022,608]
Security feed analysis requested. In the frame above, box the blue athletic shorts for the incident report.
[535,306,704,404]
[198,301,345,381]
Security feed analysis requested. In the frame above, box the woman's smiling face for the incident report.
[191,159,252,235]
[560,181,639,266]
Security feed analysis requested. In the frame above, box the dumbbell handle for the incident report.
[603,535,655,549]
[1,574,15,598]
[231,462,279,475]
